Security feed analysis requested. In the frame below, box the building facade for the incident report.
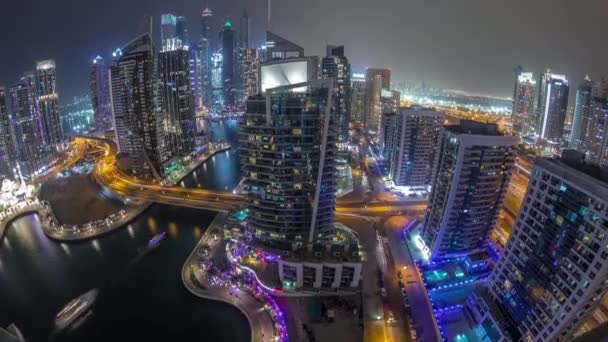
[485,150,608,341]
[390,108,444,187]
[350,73,366,124]
[158,39,196,159]
[536,71,569,143]
[35,60,63,147]
[322,45,351,145]
[364,68,390,131]
[569,77,593,150]
[160,14,177,48]
[109,34,166,178]
[380,112,397,161]
[580,77,608,167]
[90,56,114,133]
[239,80,337,253]
[512,71,536,138]
[0,87,13,178]
[220,21,236,109]
[422,121,517,260]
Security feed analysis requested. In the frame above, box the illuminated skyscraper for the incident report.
[35,60,63,146]
[422,121,516,260]
[536,70,569,143]
[194,7,213,110]
[350,73,366,124]
[390,107,444,187]
[175,15,188,44]
[569,76,593,150]
[160,14,177,48]
[109,34,166,178]
[7,73,48,179]
[239,9,250,49]
[581,77,608,166]
[210,51,223,113]
[89,56,113,132]
[364,68,390,131]
[220,20,237,109]
[322,45,351,144]
[512,70,537,137]
[158,39,196,159]
[0,87,13,178]
[479,150,608,341]
[380,112,397,160]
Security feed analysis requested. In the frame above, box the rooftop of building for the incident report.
[467,250,491,262]
[472,286,520,339]
[278,224,361,264]
[444,120,501,136]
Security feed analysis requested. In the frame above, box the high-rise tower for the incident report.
[109,34,166,178]
[536,71,569,143]
[569,76,593,150]
[0,87,13,178]
[512,70,537,138]
[422,121,517,260]
[35,60,63,146]
[364,68,390,131]
[322,45,351,145]
[90,56,113,133]
[220,20,237,109]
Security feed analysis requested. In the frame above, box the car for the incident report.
[380,288,387,297]
[397,271,403,279]
[404,297,411,309]
[401,288,408,297]
[386,310,396,324]
[398,280,404,288]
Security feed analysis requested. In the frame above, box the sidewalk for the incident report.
[182,213,286,342]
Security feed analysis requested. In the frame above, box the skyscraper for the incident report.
[239,9,250,49]
[364,68,390,131]
[241,48,260,100]
[380,112,397,161]
[175,15,188,44]
[350,73,366,124]
[7,73,48,179]
[160,14,177,48]
[109,34,166,179]
[158,39,196,159]
[512,70,536,138]
[195,7,213,110]
[321,45,351,144]
[210,51,223,113]
[569,76,593,150]
[581,77,608,166]
[35,60,63,146]
[89,56,113,133]
[422,121,516,260]
[480,150,608,341]
[536,71,569,143]
[240,78,336,252]
[0,87,13,178]
[220,21,236,109]
[390,107,444,187]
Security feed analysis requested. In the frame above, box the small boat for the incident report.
[54,289,98,332]
[148,232,167,248]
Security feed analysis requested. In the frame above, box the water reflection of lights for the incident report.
[61,243,71,255]
[168,222,178,238]
[147,217,158,234]
[92,240,102,254]
[193,226,202,239]
[128,225,134,238]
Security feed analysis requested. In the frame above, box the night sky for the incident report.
[1,0,606,103]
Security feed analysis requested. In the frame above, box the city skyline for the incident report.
[0,0,607,102]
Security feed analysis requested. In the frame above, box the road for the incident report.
[338,214,412,342]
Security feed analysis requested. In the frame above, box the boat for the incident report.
[54,289,98,332]
[148,231,167,248]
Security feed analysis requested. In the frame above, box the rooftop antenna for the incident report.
[267,0,271,30]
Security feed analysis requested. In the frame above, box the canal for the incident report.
[0,119,247,341]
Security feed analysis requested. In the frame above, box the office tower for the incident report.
[480,150,608,341]
[160,14,177,48]
[569,76,593,150]
[239,9,250,48]
[380,112,397,160]
[175,16,188,44]
[422,121,517,260]
[322,45,351,145]
[7,73,48,179]
[242,48,260,99]
[263,31,304,61]
[581,77,608,166]
[158,39,196,159]
[512,71,537,137]
[195,7,213,110]
[35,60,63,146]
[377,89,400,153]
[89,56,113,133]
[210,51,224,113]
[0,87,13,178]
[364,68,390,131]
[390,108,444,187]
[220,21,236,109]
[109,34,166,178]
[350,73,366,124]
[240,76,336,252]
[536,71,569,143]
